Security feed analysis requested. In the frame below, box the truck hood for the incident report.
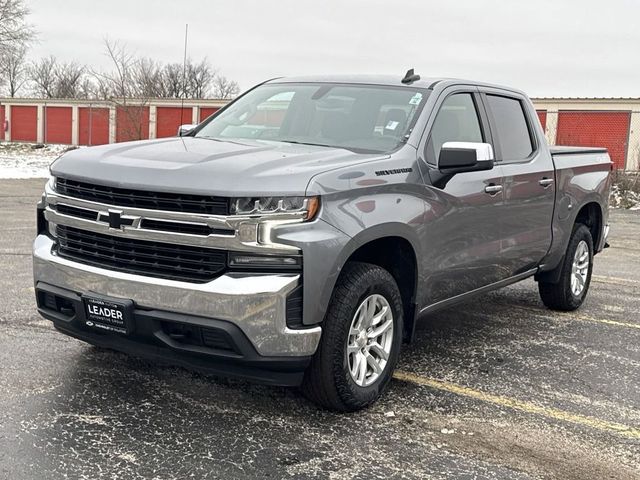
[50,137,386,196]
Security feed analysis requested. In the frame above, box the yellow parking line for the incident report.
[515,305,640,331]
[393,370,640,439]
[571,314,640,330]
[592,275,640,286]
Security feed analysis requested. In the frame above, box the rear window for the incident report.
[486,95,534,161]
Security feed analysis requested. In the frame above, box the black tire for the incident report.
[301,261,404,411]
[538,224,594,311]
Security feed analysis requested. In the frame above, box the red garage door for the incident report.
[45,106,72,144]
[79,107,110,145]
[199,107,219,122]
[116,105,149,143]
[11,105,38,142]
[537,110,547,131]
[556,111,630,169]
[0,105,5,138]
[156,107,193,138]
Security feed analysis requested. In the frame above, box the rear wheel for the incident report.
[302,262,403,411]
[538,224,594,311]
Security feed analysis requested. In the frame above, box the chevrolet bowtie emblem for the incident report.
[108,210,124,229]
[98,209,136,229]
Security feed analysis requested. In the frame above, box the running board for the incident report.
[419,268,538,317]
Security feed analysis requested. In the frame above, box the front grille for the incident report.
[56,177,229,215]
[57,203,98,220]
[56,225,227,282]
[140,218,233,237]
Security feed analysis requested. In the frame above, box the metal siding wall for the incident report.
[10,105,38,142]
[556,111,631,169]
[156,107,193,138]
[536,110,547,131]
[115,105,150,143]
[78,107,110,145]
[44,106,73,144]
[199,107,219,122]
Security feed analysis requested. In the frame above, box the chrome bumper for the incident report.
[33,235,321,357]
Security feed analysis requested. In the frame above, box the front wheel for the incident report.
[302,262,404,411]
[538,223,594,311]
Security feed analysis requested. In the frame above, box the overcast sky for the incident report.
[26,0,640,98]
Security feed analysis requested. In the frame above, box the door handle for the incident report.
[484,184,503,195]
[539,177,554,188]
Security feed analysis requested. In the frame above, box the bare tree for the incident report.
[162,63,183,98]
[0,43,27,96]
[78,76,97,99]
[212,75,240,100]
[0,0,34,53]
[30,56,87,98]
[92,38,137,98]
[3,25,240,103]
[92,38,149,141]
[0,0,34,95]
[134,57,165,98]
[186,58,214,99]
[54,61,84,98]
[30,55,57,98]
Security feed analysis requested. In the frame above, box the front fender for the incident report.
[310,187,426,326]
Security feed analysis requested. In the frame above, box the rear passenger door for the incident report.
[480,90,555,276]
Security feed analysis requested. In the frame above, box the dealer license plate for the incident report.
[82,294,134,335]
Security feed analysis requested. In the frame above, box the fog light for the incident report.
[228,253,302,269]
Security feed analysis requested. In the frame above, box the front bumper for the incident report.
[33,234,321,362]
[36,282,311,386]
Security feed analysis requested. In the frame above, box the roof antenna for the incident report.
[401,68,420,84]
[179,23,189,127]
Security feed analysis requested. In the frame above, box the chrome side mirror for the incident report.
[177,124,198,136]
[438,142,494,174]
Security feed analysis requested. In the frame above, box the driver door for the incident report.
[419,90,507,306]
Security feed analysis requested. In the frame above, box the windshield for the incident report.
[195,82,429,153]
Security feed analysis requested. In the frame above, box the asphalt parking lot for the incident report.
[1,178,638,480]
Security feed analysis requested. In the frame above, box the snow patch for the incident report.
[610,184,640,210]
[0,143,72,179]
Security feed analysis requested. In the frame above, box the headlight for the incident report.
[47,175,57,191]
[230,196,320,221]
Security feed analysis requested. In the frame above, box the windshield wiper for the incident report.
[278,139,335,149]
[196,135,250,146]
[194,135,225,142]
[278,140,382,154]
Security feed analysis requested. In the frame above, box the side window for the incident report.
[486,95,534,161]
[426,93,484,165]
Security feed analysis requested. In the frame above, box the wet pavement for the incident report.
[1,178,638,479]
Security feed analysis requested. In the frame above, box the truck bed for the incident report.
[550,146,608,156]
[542,145,612,272]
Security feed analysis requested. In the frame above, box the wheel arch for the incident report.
[536,200,603,284]
[574,201,603,252]
[322,224,421,342]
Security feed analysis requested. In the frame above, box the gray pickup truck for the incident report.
[33,72,612,410]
